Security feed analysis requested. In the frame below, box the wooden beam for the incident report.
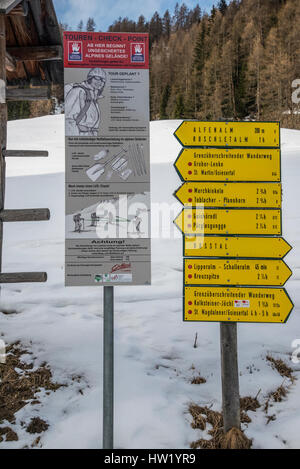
[7,45,62,62]
[0,272,47,283]
[5,51,16,72]
[0,0,22,14]
[7,0,28,16]
[4,150,48,157]
[0,209,50,222]
[6,86,51,101]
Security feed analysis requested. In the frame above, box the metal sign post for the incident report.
[103,286,114,449]
[63,31,151,449]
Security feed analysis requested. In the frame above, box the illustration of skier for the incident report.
[90,212,98,227]
[73,213,84,233]
[133,209,142,235]
[65,68,106,136]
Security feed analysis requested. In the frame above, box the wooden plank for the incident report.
[0,0,22,14]
[7,0,28,16]
[6,86,50,100]
[5,50,16,72]
[30,77,50,87]
[7,45,62,61]
[4,149,48,157]
[0,272,47,283]
[0,208,50,222]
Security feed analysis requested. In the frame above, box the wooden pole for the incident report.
[4,150,48,157]
[0,272,47,283]
[0,14,7,288]
[220,322,241,433]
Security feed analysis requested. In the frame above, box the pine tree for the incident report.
[173,94,185,118]
[178,3,189,30]
[218,0,228,15]
[149,12,163,46]
[104,0,300,129]
[193,22,206,112]
[136,15,147,32]
[187,5,201,27]
[77,20,83,31]
[86,17,96,32]
[173,2,180,31]
[163,10,171,38]
[160,84,171,119]
[211,5,217,19]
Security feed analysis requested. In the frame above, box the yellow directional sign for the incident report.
[184,286,293,323]
[184,236,292,259]
[174,208,282,236]
[175,182,281,208]
[184,259,292,287]
[174,121,280,148]
[174,148,281,182]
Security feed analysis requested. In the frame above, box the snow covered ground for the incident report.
[0,115,299,449]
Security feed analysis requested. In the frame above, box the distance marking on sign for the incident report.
[174,208,282,236]
[184,286,294,323]
[174,121,280,148]
[175,182,281,208]
[184,259,292,287]
[183,236,292,259]
[174,148,281,182]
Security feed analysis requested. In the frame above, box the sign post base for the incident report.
[103,286,114,449]
[220,322,240,433]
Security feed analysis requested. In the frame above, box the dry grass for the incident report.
[264,383,288,415]
[266,356,294,381]
[191,376,206,385]
[188,395,260,449]
[0,427,18,443]
[270,385,287,403]
[0,342,64,444]
[26,418,49,434]
[240,396,260,413]
[263,355,296,419]
[221,427,252,450]
[188,353,297,448]
[188,404,252,449]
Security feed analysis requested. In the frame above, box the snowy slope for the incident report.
[0,115,299,449]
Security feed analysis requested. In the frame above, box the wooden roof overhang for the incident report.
[0,0,63,100]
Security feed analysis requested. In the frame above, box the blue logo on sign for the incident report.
[131,43,145,63]
[69,42,82,61]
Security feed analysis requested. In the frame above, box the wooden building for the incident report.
[2,0,63,101]
[0,0,64,285]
